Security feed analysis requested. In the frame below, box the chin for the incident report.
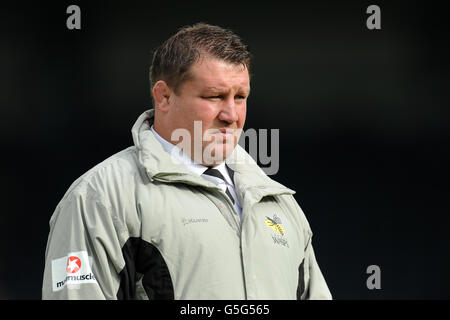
[202,142,236,166]
[220,142,237,160]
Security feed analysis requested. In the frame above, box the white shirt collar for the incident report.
[150,125,234,186]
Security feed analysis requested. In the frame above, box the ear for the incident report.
[152,80,172,113]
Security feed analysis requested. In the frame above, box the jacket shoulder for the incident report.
[50,146,144,237]
[277,193,313,245]
[59,146,144,205]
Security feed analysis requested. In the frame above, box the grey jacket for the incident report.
[42,109,332,300]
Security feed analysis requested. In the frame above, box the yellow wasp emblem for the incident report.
[265,215,285,235]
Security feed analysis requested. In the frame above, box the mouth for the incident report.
[218,128,233,135]
[207,128,236,144]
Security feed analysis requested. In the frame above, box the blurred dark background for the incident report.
[0,0,449,299]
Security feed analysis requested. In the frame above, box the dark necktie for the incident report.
[202,167,235,204]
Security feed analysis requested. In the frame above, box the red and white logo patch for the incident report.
[52,251,98,292]
[66,256,81,273]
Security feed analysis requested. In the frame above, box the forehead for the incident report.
[185,57,250,92]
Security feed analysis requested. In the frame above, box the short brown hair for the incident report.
[149,23,251,96]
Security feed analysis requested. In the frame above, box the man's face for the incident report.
[167,57,250,166]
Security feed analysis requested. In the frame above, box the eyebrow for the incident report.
[204,86,250,95]
[204,86,226,92]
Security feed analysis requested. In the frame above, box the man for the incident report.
[42,23,332,300]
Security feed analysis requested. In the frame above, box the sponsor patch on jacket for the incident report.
[51,251,98,292]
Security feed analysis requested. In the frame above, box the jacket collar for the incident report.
[132,109,295,206]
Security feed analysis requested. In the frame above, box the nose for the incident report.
[218,96,239,124]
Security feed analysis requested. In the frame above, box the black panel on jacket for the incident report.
[297,259,305,300]
[117,237,174,300]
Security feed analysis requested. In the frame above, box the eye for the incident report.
[235,95,247,100]
[203,95,222,100]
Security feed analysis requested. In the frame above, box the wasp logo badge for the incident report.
[265,214,285,235]
[265,214,289,248]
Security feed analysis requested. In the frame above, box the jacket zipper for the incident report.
[154,176,248,299]
[206,187,248,299]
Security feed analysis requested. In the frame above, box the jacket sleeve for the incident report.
[284,194,332,300]
[42,183,127,300]
[303,241,332,300]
